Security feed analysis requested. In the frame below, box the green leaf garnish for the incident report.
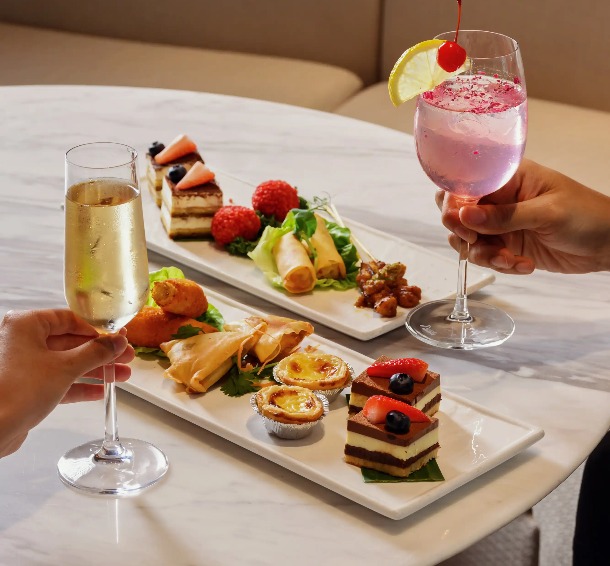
[220,362,277,397]
[196,303,224,331]
[134,346,167,359]
[361,459,444,483]
[171,324,205,340]
[226,237,259,257]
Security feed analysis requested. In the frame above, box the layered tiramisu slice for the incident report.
[160,161,223,239]
[349,356,441,416]
[345,395,439,477]
[146,135,203,207]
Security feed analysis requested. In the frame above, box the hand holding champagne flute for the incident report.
[59,142,168,494]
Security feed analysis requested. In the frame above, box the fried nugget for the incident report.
[126,306,217,348]
[151,278,208,318]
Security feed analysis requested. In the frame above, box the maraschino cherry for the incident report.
[437,41,467,72]
[437,0,466,72]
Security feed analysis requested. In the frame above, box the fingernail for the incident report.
[515,261,534,274]
[464,207,486,225]
[491,256,509,269]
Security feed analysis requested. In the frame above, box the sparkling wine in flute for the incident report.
[64,178,149,332]
[58,141,168,495]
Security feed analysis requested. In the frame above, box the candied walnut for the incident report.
[374,295,397,318]
[354,259,421,317]
[396,286,422,308]
[378,262,406,285]
[362,279,386,297]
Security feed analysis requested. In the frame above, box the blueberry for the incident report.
[389,372,414,395]
[385,410,410,434]
[148,141,165,157]
[168,165,187,184]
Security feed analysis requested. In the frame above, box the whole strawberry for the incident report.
[252,180,299,222]
[211,206,261,247]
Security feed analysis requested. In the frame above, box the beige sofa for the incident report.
[1,0,609,194]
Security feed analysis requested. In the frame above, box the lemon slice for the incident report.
[388,39,468,106]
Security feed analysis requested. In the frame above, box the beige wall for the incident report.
[382,0,610,112]
[0,0,382,85]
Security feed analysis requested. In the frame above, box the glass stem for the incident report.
[448,237,473,322]
[95,361,128,461]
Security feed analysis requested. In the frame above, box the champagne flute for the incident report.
[58,142,168,494]
[406,30,527,349]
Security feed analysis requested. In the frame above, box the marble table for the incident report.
[1,86,609,565]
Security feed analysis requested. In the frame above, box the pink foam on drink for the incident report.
[421,75,526,114]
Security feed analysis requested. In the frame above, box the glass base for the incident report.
[405,299,515,350]
[57,438,168,496]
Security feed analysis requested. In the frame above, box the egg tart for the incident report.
[274,352,351,391]
[255,385,325,424]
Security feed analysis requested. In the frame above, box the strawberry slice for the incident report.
[175,162,215,190]
[154,134,197,164]
[362,395,431,424]
[367,357,429,382]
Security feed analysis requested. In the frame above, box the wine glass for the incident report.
[58,142,168,494]
[406,30,527,349]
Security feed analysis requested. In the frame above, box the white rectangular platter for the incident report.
[120,288,544,520]
[142,171,495,341]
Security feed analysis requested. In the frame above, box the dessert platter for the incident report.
[140,135,495,340]
[120,279,543,520]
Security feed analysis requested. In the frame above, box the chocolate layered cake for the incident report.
[160,162,223,239]
[349,355,441,416]
[344,409,439,477]
[146,137,203,207]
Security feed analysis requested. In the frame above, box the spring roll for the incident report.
[252,315,314,364]
[160,329,255,393]
[311,214,346,280]
[151,278,208,318]
[272,233,316,293]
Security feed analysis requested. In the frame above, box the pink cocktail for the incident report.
[405,30,527,350]
[415,74,527,200]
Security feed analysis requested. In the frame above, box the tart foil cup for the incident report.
[272,363,354,404]
[250,391,329,440]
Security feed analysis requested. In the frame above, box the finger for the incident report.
[48,327,129,352]
[0,432,29,458]
[439,193,478,244]
[60,383,105,404]
[459,199,548,235]
[57,334,129,379]
[47,333,92,351]
[38,309,99,338]
[82,363,132,381]
[448,234,535,274]
[435,189,445,211]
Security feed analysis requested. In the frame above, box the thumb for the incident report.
[60,334,129,378]
[459,200,544,235]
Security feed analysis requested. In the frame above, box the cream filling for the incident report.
[350,386,440,412]
[161,205,213,230]
[345,429,438,461]
[161,178,222,213]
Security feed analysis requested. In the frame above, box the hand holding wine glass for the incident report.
[59,142,168,494]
